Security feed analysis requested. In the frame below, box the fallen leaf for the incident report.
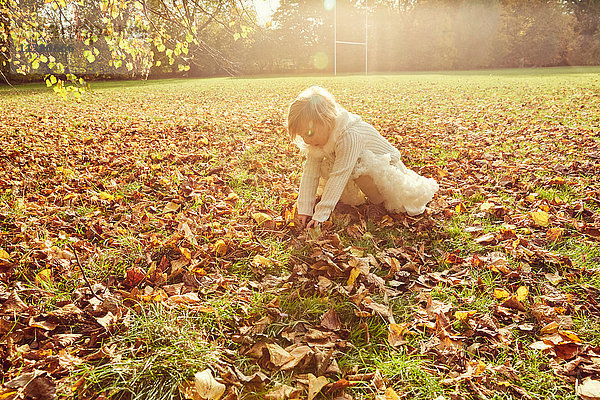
[540,321,559,335]
[516,286,529,302]
[5,370,56,400]
[546,227,564,242]
[1,290,29,314]
[163,201,180,213]
[265,384,296,400]
[475,232,496,245]
[214,239,227,256]
[385,387,401,400]
[347,267,360,286]
[320,308,341,331]
[578,378,600,400]
[98,191,114,201]
[252,212,272,226]
[454,310,476,322]
[266,343,294,367]
[307,374,328,400]
[494,288,511,300]
[170,292,200,304]
[0,248,9,259]
[252,254,272,268]
[388,323,409,347]
[531,210,550,227]
[194,369,226,400]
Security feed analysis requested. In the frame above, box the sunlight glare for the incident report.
[323,0,335,11]
[313,52,329,70]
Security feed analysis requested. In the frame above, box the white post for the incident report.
[365,0,367,75]
[334,1,337,76]
[333,0,368,76]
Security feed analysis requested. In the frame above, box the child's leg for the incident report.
[355,175,384,205]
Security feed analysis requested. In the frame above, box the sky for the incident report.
[253,0,280,25]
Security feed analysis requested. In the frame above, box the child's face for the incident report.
[299,121,330,147]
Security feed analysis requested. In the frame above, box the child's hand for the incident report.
[298,214,311,227]
[306,219,320,230]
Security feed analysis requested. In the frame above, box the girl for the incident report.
[287,86,439,229]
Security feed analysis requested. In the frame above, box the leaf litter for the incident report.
[0,75,599,399]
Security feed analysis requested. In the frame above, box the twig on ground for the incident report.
[69,243,104,302]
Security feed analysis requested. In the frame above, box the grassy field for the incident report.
[1,67,599,399]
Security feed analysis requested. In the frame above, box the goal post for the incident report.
[334,0,368,75]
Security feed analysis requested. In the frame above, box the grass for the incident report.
[1,67,599,399]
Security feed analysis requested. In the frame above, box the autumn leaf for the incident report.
[546,227,564,242]
[531,210,550,227]
[494,288,511,300]
[578,378,600,400]
[388,323,410,347]
[307,374,328,400]
[0,248,10,259]
[163,201,180,213]
[251,212,272,225]
[516,286,529,302]
[454,310,476,322]
[98,191,114,201]
[347,267,360,286]
[214,240,228,256]
[194,369,225,400]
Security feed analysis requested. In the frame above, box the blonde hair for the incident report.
[287,86,339,141]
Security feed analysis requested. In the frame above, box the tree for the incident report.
[564,0,600,64]
[271,0,333,71]
[1,0,254,90]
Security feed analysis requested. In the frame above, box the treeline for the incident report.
[245,0,600,74]
[2,0,599,81]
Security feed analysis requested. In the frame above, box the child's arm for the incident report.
[312,131,361,222]
[297,155,322,218]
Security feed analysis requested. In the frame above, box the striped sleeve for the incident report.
[312,131,361,222]
[297,155,322,216]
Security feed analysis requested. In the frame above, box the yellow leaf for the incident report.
[214,239,227,256]
[455,203,466,213]
[474,360,486,375]
[35,268,53,285]
[0,248,9,259]
[252,212,272,225]
[494,288,511,300]
[531,211,550,227]
[516,286,528,302]
[559,330,582,343]
[454,310,476,322]
[252,254,272,267]
[180,247,191,260]
[540,321,558,335]
[347,267,360,286]
[98,191,114,201]
[199,138,209,146]
[480,202,494,212]
[64,193,78,201]
[385,387,401,400]
[525,193,538,202]
[163,201,180,213]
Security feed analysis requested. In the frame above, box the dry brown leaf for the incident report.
[266,343,294,367]
[307,374,328,400]
[320,308,342,331]
[578,378,600,400]
[194,369,226,400]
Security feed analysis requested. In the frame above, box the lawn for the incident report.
[1,67,599,400]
